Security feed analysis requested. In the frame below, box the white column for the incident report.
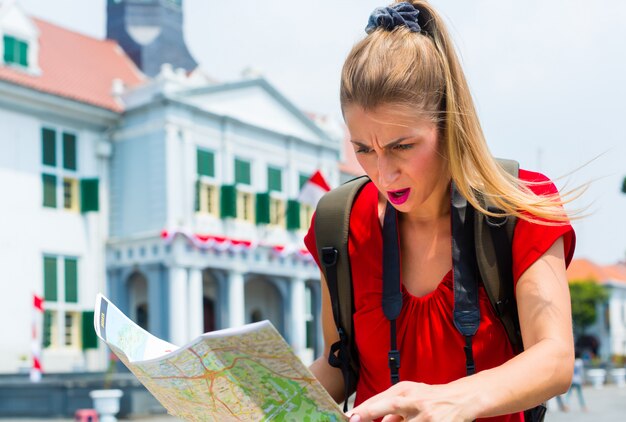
[169,266,188,346]
[227,271,245,328]
[165,124,183,228]
[221,119,234,184]
[290,278,307,362]
[287,136,298,197]
[188,268,204,338]
[181,128,195,226]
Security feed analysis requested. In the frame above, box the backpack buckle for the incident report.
[495,299,509,317]
[321,247,338,266]
[388,349,400,370]
[486,206,508,228]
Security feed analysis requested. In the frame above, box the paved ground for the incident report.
[544,384,626,421]
[3,385,625,421]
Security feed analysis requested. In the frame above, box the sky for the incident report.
[18,0,626,265]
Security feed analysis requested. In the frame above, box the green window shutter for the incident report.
[235,159,251,185]
[42,174,57,208]
[64,258,78,303]
[220,185,237,218]
[195,179,201,211]
[18,40,28,67]
[80,179,99,212]
[3,35,15,63]
[268,167,282,192]
[62,133,77,170]
[197,149,215,177]
[81,311,98,349]
[286,199,301,230]
[42,128,56,166]
[306,319,315,349]
[255,192,271,225]
[44,257,57,302]
[43,310,53,348]
[299,173,310,189]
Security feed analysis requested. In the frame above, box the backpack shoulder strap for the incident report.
[474,158,523,354]
[314,175,369,401]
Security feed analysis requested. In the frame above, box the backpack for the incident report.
[314,159,546,421]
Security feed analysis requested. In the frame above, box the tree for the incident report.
[569,280,609,336]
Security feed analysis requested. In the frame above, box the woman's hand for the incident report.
[347,381,476,422]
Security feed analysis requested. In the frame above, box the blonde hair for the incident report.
[341,0,582,224]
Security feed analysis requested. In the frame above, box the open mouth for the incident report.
[387,188,410,205]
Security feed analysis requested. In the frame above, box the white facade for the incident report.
[0,2,341,375]
[0,84,117,372]
[589,282,626,360]
[104,74,338,365]
[0,57,339,375]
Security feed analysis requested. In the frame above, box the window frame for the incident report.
[63,312,81,348]
[197,182,220,217]
[300,203,315,231]
[63,177,79,212]
[234,158,252,186]
[3,35,28,67]
[267,166,283,193]
[42,254,81,351]
[197,148,215,178]
[269,195,286,227]
[40,127,79,211]
[236,188,255,223]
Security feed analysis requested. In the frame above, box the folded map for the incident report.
[93,293,347,421]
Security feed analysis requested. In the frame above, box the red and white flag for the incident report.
[31,293,44,382]
[298,170,331,208]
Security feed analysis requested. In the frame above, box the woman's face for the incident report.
[344,104,450,218]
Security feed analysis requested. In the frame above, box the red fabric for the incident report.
[309,170,332,191]
[304,169,575,422]
[33,294,44,313]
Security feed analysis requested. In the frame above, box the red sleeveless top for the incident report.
[304,169,575,422]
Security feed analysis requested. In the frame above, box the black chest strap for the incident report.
[451,182,480,376]
[382,202,402,385]
[382,184,481,384]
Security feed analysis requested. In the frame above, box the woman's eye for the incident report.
[393,144,413,151]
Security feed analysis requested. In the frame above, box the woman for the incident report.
[565,352,587,412]
[305,1,578,421]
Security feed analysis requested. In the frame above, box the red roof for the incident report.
[567,258,626,285]
[0,17,144,112]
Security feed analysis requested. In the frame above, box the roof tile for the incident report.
[0,18,144,112]
[567,258,626,284]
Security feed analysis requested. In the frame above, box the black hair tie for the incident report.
[365,2,421,34]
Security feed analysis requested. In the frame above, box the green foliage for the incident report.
[569,280,608,335]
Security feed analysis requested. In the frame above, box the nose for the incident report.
[377,154,400,188]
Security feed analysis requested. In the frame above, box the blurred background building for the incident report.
[0,0,363,377]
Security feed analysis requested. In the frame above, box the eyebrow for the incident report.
[350,137,411,149]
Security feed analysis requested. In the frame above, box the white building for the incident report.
[567,258,626,361]
[0,0,362,374]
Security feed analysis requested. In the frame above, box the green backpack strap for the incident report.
[314,175,369,403]
[474,158,523,354]
[474,160,546,422]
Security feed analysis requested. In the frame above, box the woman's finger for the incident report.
[349,396,413,422]
[381,414,405,422]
